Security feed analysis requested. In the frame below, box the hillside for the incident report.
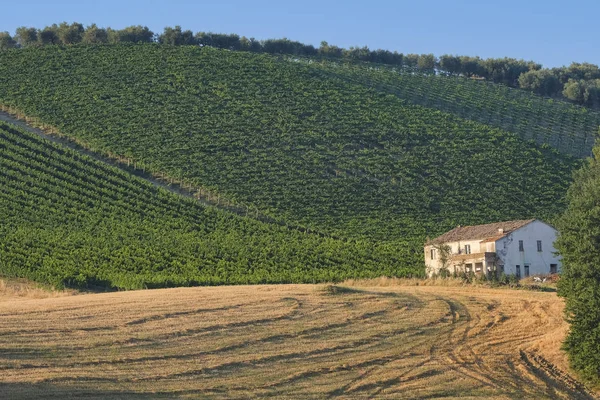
[309,59,600,158]
[0,121,410,289]
[0,45,582,268]
[0,283,593,399]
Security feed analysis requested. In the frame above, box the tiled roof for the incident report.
[428,219,536,244]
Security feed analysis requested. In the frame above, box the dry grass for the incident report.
[344,276,559,291]
[0,283,594,399]
[0,278,77,302]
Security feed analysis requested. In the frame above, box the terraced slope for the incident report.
[0,284,593,399]
[0,122,410,289]
[309,59,600,158]
[0,45,580,263]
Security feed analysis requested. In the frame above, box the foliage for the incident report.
[562,79,600,108]
[434,243,453,272]
[0,45,580,274]
[308,58,600,158]
[158,25,195,46]
[0,32,16,50]
[555,136,600,382]
[82,23,109,44]
[7,22,600,109]
[0,122,419,289]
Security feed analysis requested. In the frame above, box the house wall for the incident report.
[424,239,488,276]
[424,245,442,274]
[448,240,482,255]
[495,220,561,276]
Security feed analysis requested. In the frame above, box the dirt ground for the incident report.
[0,282,595,399]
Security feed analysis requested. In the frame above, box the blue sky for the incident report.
[4,0,598,68]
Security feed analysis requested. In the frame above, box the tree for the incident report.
[555,134,600,382]
[0,32,16,50]
[240,36,262,52]
[158,26,196,46]
[209,33,240,50]
[565,62,600,82]
[345,46,371,62]
[459,56,484,77]
[38,25,60,45]
[518,69,561,97]
[57,22,84,45]
[417,54,436,73]
[563,79,587,104]
[82,24,108,44]
[318,41,343,58]
[404,54,419,69]
[439,55,462,75]
[108,25,154,43]
[14,26,38,47]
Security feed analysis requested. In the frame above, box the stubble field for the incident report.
[0,281,594,399]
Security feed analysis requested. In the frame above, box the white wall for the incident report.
[495,220,560,276]
[424,239,490,276]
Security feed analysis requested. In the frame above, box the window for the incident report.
[537,240,542,252]
[550,264,558,274]
[464,244,471,255]
[499,265,505,274]
[516,265,521,278]
[524,265,530,277]
[519,240,524,252]
[430,249,435,260]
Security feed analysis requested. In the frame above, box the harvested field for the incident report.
[0,284,594,399]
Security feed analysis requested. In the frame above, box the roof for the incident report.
[428,219,536,244]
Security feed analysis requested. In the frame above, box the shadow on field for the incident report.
[0,382,218,400]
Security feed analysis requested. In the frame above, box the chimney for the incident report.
[498,228,504,234]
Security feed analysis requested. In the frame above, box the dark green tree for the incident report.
[318,41,343,58]
[82,24,108,44]
[518,69,561,97]
[0,31,16,50]
[404,53,419,69]
[57,22,84,45]
[38,25,60,45]
[556,133,600,382]
[14,26,38,47]
[240,36,262,52]
[159,26,196,46]
[439,55,462,75]
[108,25,154,43]
[417,53,436,73]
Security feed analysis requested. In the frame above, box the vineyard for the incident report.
[308,59,600,158]
[0,44,588,286]
[0,122,415,289]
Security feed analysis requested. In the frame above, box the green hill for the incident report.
[308,59,600,158]
[0,44,586,284]
[0,121,410,289]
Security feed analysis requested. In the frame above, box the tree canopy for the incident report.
[556,133,600,382]
[4,22,600,108]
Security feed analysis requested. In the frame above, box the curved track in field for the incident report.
[0,285,594,399]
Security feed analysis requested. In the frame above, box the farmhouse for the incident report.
[424,219,560,278]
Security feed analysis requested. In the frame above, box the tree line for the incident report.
[0,22,599,107]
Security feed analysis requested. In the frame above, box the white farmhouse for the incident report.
[424,219,560,278]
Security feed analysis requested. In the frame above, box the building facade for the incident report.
[424,219,561,278]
